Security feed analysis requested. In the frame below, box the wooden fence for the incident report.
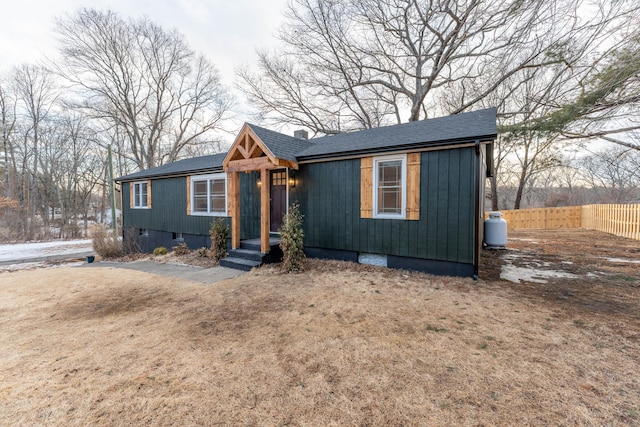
[581,204,640,241]
[490,204,640,241]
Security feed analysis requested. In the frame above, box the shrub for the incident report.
[91,224,123,258]
[173,242,190,255]
[209,218,229,262]
[279,202,305,272]
[196,247,208,257]
[153,246,168,256]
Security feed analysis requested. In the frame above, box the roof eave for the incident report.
[115,165,225,183]
[296,134,497,163]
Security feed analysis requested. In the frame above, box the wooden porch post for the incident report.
[230,171,240,249]
[260,168,270,254]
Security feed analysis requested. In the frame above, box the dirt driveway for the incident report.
[481,229,640,320]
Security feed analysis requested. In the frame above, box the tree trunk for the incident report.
[490,175,499,211]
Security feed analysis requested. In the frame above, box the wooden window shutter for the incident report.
[186,176,191,215]
[146,180,152,208]
[360,157,373,218]
[406,153,420,220]
[129,182,134,209]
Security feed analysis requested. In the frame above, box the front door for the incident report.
[270,170,287,232]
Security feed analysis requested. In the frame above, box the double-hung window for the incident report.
[132,181,149,208]
[190,173,227,216]
[373,155,407,219]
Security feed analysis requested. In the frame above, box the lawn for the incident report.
[0,230,638,426]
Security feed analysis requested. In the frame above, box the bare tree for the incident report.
[238,0,633,134]
[54,8,233,170]
[523,27,640,151]
[578,147,640,203]
[0,77,17,198]
[13,65,59,239]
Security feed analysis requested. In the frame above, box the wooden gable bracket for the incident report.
[223,124,298,173]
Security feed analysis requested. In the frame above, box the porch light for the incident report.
[288,170,296,188]
[256,175,261,186]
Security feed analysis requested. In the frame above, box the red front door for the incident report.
[270,170,287,232]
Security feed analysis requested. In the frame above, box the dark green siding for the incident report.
[291,147,475,264]
[122,176,229,236]
[122,146,476,264]
[240,171,261,239]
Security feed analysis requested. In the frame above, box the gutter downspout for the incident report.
[473,139,481,281]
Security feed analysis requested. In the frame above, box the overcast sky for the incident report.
[0,0,288,87]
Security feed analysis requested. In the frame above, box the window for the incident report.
[190,173,227,216]
[132,181,149,208]
[361,154,419,220]
[271,171,286,186]
[373,155,406,218]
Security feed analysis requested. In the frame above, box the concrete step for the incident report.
[219,257,262,271]
[229,248,264,262]
[240,241,262,251]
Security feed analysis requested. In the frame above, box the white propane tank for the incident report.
[484,212,507,248]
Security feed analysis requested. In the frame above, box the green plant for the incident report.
[279,202,305,272]
[173,242,190,255]
[91,224,123,258]
[209,218,229,262]
[153,246,168,256]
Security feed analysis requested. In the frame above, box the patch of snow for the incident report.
[0,260,85,273]
[604,257,640,264]
[500,250,579,284]
[501,264,579,284]
[0,239,93,263]
[508,238,539,244]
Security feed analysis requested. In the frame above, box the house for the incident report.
[115,108,497,278]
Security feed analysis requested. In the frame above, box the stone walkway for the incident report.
[79,260,244,284]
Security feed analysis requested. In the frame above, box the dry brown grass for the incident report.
[1,232,639,426]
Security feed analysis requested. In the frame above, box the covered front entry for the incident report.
[223,124,298,254]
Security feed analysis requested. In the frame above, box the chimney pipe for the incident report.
[294,129,308,140]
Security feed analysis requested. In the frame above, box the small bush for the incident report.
[91,224,123,258]
[173,242,190,255]
[209,218,229,262]
[196,247,208,257]
[153,246,168,256]
[279,202,305,272]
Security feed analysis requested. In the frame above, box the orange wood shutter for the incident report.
[146,180,152,208]
[360,157,373,218]
[129,182,134,208]
[186,176,191,215]
[406,153,420,220]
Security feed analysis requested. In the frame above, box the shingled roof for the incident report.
[116,152,226,182]
[296,107,496,160]
[248,124,314,162]
[117,108,496,181]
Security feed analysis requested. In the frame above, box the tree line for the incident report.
[2,2,639,241]
[0,9,232,241]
